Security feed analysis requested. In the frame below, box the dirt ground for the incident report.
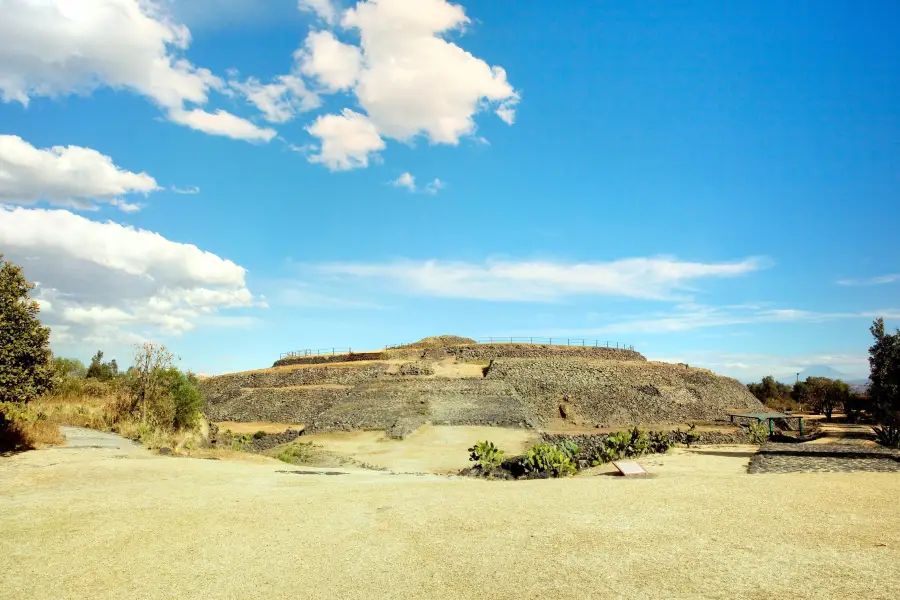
[2,428,899,600]
[214,421,305,435]
[300,425,540,473]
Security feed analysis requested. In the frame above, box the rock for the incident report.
[158,447,172,456]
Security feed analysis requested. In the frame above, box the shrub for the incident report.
[468,440,505,473]
[873,425,900,449]
[558,439,579,460]
[523,443,576,477]
[684,424,701,447]
[649,430,673,454]
[277,443,315,464]
[253,430,267,440]
[0,401,62,451]
[167,370,203,430]
[626,427,650,456]
[593,431,630,464]
[748,422,769,444]
[232,434,253,451]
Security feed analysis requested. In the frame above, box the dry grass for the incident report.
[0,416,62,451]
[30,393,207,454]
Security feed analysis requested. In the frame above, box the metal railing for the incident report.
[282,338,636,359]
[384,337,635,351]
[279,348,353,360]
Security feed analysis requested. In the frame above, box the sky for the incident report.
[1,0,898,382]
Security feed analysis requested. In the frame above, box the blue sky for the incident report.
[1,0,898,381]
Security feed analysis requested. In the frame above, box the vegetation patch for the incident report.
[464,427,676,480]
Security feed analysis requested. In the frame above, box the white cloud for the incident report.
[168,108,277,142]
[389,172,445,194]
[0,206,261,342]
[0,134,159,210]
[230,74,320,123]
[649,350,871,383]
[342,0,519,144]
[171,185,200,195]
[306,109,385,170]
[543,304,900,337]
[0,0,220,109]
[298,0,339,24]
[297,30,363,92]
[294,0,518,170]
[0,0,291,141]
[424,178,445,195]
[391,172,417,192]
[319,257,766,301]
[837,274,900,286]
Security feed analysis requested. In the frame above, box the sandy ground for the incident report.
[301,425,540,473]
[2,428,899,600]
[214,421,305,435]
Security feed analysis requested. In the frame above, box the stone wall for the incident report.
[485,358,763,425]
[272,352,386,368]
[420,343,646,362]
[307,379,536,434]
[204,387,350,423]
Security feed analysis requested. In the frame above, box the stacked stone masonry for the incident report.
[200,341,764,433]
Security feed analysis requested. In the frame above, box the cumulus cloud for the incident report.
[297,30,363,92]
[168,108,277,142]
[0,206,261,343]
[0,0,277,141]
[0,135,159,211]
[319,257,766,302]
[230,74,321,123]
[297,0,518,169]
[306,109,385,170]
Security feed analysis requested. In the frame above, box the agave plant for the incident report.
[873,425,900,449]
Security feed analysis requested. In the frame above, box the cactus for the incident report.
[523,443,577,477]
[468,440,504,473]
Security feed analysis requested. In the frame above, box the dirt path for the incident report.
[1,436,899,599]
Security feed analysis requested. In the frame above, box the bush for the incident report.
[593,431,630,464]
[0,401,62,452]
[253,430,267,440]
[873,425,900,449]
[523,443,576,477]
[166,369,203,430]
[626,427,650,456]
[468,440,505,473]
[277,443,315,464]
[649,431,673,454]
[748,422,770,444]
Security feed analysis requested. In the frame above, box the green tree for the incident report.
[130,342,175,426]
[747,375,792,404]
[162,368,203,430]
[86,350,119,381]
[51,356,87,380]
[0,255,53,404]
[868,318,900,431]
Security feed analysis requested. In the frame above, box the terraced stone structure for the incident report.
[200,336,764,435]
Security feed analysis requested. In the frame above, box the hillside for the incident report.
[200,337,764,434]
